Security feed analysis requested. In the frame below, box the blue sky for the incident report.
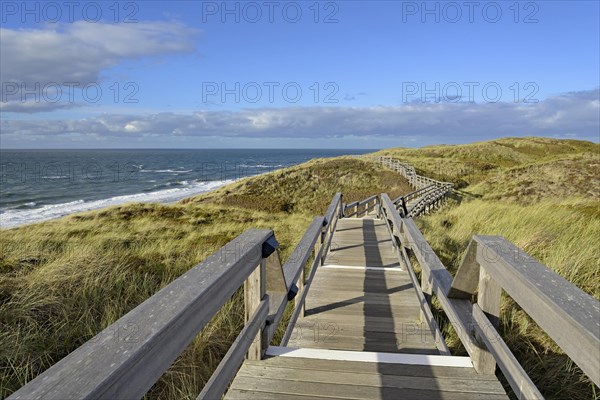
[1,0,599,148]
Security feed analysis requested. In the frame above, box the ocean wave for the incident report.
[238,164,284,169]
[140,169,192,173]
[0,180,234,229]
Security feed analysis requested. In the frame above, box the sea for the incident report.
[0,149,372,229]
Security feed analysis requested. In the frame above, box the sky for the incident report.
[0,0,599,149]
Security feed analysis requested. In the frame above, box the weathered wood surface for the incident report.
[325,218,401,268]
[9,229,274,400]
[226,356,509,399]
[245,256,266,360]
[281,243,324,345]
[452,235,600,387]
[198,299,269,399]
[284,218,441,355]
[224,195,509,400]
[472,305,544,400]
[280,216,324,289]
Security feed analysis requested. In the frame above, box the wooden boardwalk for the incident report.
[226,215,509,399]
[11,167,598,400]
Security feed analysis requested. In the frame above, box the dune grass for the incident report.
[0,158,411,399]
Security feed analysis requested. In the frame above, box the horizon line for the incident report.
[0,148,383,151]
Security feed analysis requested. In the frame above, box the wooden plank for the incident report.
[292,314,425,331]
[288,325,440,344]
[291,315,424,331]
[473,235,600,386]
[287,321,435,343]
[306,301,420,316]
[472,304,543,400]
[236,364,507,394]
[305,292,420,307]
[286,338,440,354]
[266,346,473,367]
[254,356,499,380]
[228,376,508,400]
[473,267,501,374]
[321,264,403,271]
[244,259,266,360]
[447,239,480,299]
[198,299,268,400]
[8,229,274,400]
[226,389,331,400]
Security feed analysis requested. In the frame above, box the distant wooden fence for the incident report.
[367,156,449,190]
[362,156,453,217]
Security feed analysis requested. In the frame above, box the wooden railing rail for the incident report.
[393,184,436,205]
[380,194,452,356]
[405,183,452,218]
[392,184,437,216]
[322,193,344,264]
[362,155,453,217]
[281,193,343,344]
[9,229,288,400]
[342,194,379,218]
[367,155,452,190]
[448,236,600,397]
[379,203,502,370]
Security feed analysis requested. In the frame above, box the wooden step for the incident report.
[225,351,508,400]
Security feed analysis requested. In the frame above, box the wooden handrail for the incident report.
[9,229,285,400]
[322,193,343,261]
[280,240,324,345]
[343,194,379,218]
[367,156,452,190]
[449,236,600,393]
[364,156,452,217]
[380,194,450,356]
[379,204,487,364]
[393,184,436,204]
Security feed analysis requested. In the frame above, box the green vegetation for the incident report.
[0,158,411,399]
[375,137,599,399]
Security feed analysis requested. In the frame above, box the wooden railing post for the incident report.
[473,268,501,374]
[296,264,305,318]
[245,259,266,360]
[420,271,432,323]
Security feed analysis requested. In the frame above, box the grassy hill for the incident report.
[374,137,599,399]
[0,158,411,399]
[1,138,597,399]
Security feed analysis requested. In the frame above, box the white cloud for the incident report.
[0,21,197,108]
[1,89,599,145]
